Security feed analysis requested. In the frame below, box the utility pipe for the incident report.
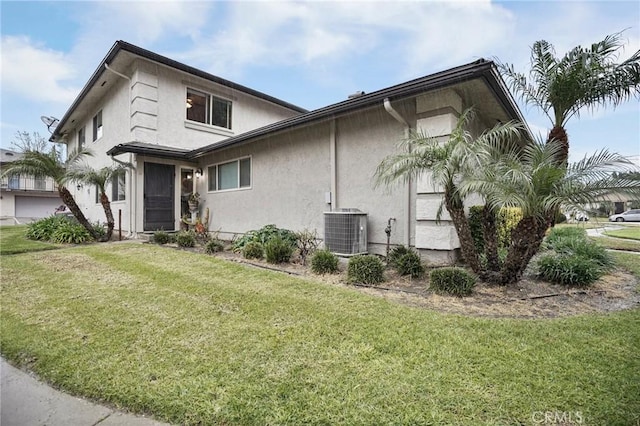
[383,98,411,247]
[329,119,337,211]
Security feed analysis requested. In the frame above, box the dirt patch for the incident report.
[157,243,640,319]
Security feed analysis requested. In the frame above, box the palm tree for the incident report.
[1,148,101,240]
[375,108,525,274]
[499,32,640,166]
[67,164,130,242]
[460,138,640,285]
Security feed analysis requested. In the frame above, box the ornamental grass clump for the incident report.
[311,249,339,274]
[387,245,411,267]
[429,267,476,297]
[204,239,224,254]
[152,230,172,245]
[243,241,264,260]
[537,227,613,286]
[175,230,196,248]
[396,251,425,278]
[348,255,384,285]
[265,237,294,264]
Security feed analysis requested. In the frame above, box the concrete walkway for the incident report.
[1,359,170,426]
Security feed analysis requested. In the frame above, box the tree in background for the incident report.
[499,32,640,166]
[2,147,101,240]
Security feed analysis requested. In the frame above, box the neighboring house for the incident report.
[51,40,525,264]
[0,149,63,221]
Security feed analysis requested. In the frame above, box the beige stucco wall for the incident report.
[62,56,303,233]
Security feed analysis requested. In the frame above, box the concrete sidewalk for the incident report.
[1,358,170,426]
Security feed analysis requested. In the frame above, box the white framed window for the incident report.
[92,110,103,141]
[111,174,125,201]
[208,157,251,192]
[78,126,86,150]
[186,88,232,129]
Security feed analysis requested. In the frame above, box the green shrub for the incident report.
[50,220,92,244]
[311,249,339,274]
[204,239,224,254]
[26,215,69,241]
[243,241,264,259]
[265,237,294,264]
[497,207,523,248]
[175,230,196,248]
[348,255,384,285]
[387,245,411,267]
[232,224,297,252]
[429,267,476,297]
[152,230,172,245]
[537,253,604,287]
[396,251,425,278]
[537,226,613,287]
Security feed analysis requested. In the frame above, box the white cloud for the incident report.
[0,36,79,104]
[174,1,517,80]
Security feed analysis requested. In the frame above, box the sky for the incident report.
[1,0,639,164]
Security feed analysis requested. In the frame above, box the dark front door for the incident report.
[144,162,175,231]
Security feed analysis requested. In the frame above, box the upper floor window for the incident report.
[111,174,126,201]
[186,88,232,129]
[78,126,86,150]
[92,110,103,141]
[208,157,251,192]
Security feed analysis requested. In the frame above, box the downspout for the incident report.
[330,119,337,211]
[383,98,411,247]
[104,63,136,237]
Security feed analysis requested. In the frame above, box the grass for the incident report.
[611,251,640,279]
[0,225,60,255]
[604,227,640,241]
[1,243,639,425]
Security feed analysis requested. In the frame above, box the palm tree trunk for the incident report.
[99,192,114,242]
[444,188,482,274]
[547,125,569,167]
[58,186,100,241]
[498,216,548,285]
[482,207,500,272]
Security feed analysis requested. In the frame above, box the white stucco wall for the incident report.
[0,193,15,218]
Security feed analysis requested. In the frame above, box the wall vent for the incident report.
[324,209,368,256]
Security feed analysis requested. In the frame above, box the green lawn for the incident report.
[0,225,60,255]
[1,243,638,425]
[604,227,640,241]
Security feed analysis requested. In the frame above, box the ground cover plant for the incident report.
[1,243,639,425]
[0,225,59,255]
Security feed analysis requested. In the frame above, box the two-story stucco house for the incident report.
[51,40,525,264]
[0,149,63,222]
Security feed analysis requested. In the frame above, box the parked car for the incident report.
[609,209,640,222]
